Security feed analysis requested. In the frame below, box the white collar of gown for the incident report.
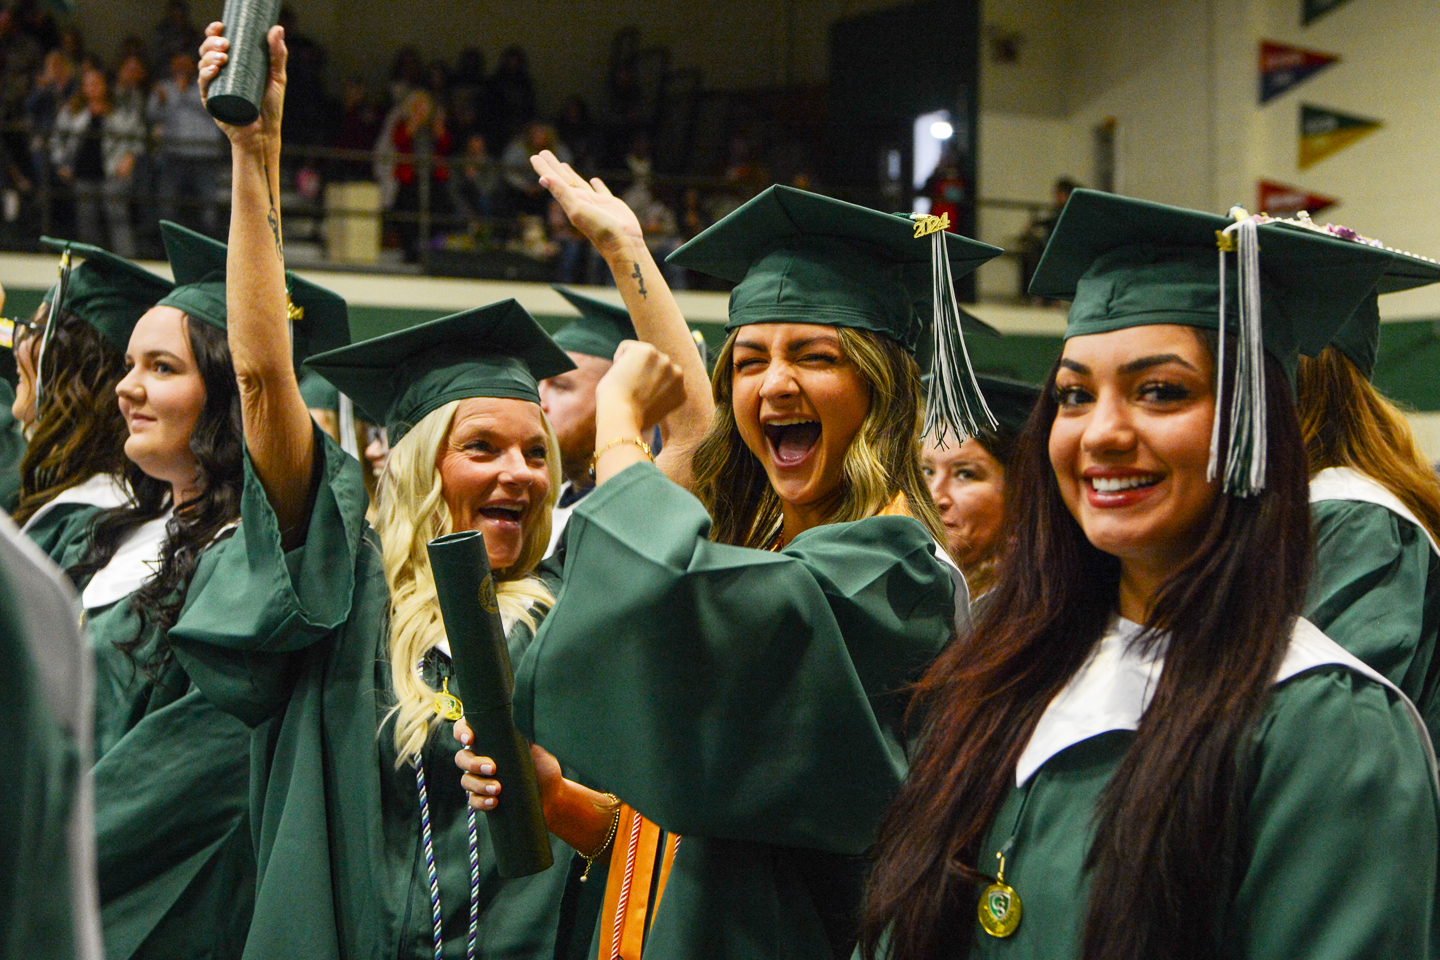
[80,508,175,611]
[1309,465,1440,557]
[20,473,132,535]
[1015,615,1434,787]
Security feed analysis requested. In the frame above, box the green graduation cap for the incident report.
[551,287,636,360]
[668,183,1004,443]
[38,238,173,353]
[304,299,574,444]
[153,220,351,363]
[1030,188,1396,495]
[298,370,340,412]
[976,375,1042,438]
[156,220,228,330]
[1260,215,1440,379]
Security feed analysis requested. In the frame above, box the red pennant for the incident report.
[1257,180,1338,217]
[1259,41,1339,103]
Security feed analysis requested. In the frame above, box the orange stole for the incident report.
[598,806,680,960]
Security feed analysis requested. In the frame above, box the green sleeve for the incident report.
[0,389,24,514]
[0,561,81,960]
[515,462,954,855]
[1235,667,1440,960]
[23,503,103,579]
[1306,500,1438,696]
[169,427,370,726]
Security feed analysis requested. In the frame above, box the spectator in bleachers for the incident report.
[331,75,380,182]
[489,44,535,146]
[51,61,143,253]
[25,47,74,222]
[501,120,569,216]
[0,7,45,206]
[147,49,224,236]
[449,131,499,229]
[555,94,598,171]
[104,53,148,256]
[387,88,452,261]
[279,5,327,152]
[149,0,198,68]
[386,45,423,109]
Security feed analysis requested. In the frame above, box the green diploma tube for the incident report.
[426,530,553,879]
[205,0,282,125]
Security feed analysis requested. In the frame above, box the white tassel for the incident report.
[338,392,359,459]
[1212,217,1267,497]
[921,224,996,447]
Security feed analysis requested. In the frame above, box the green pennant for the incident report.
[1299,104,1382,169]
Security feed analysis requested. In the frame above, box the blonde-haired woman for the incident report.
[375,389,561,762]
[170,29,711,956]
[1296,250,1440,745]
[476,159,997,959]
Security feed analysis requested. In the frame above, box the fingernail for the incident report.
[478,763,494,775]
[484,784,499,796]
[482,797,495,808]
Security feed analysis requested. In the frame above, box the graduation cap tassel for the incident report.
[917,215,996,447]
[1211,217,1267,497]
[338,392,360,459]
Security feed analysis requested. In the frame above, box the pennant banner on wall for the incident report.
[1303,0,1357,25]
[1257,180,1338,217]
[1300,104,1382,169]
[1259,41,1338,104]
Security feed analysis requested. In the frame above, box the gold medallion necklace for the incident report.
[977,783,1033,938]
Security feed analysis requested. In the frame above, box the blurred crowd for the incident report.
[0,0,784,287]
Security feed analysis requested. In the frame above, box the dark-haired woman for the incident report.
[469,158,987,958]
[34,28,349,960]
[861,191,1440,960]
[14,242,171,536]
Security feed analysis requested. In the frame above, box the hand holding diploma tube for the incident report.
[427,530,553,879]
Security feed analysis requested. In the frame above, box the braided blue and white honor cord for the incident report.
[415,754,481,960]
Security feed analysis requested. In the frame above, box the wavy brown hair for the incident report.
[692,326,945,548]
[67,317,244,680]
[860,336,1313,960]
[12,305,130,525]
[1296,345,1440,544]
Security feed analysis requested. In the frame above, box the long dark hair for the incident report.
[860,336,1312,960]
[12,305,130,525]
[67,316,243,677]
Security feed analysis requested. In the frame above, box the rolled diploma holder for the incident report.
[205,0,282,125]
[426,530,553,879]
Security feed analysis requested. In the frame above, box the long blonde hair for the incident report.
[692,326,946,548]
[374,398,561,764]
[1297,346,1440,545]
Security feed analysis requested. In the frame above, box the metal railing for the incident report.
[9,123,1051,282]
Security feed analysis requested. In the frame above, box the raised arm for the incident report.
[531,150,713,489]
[198,23,315,545]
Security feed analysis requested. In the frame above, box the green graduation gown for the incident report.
[37,506,256,960]
[959,617,1439,960]
[0,380,25,513]
[515,462,958,959]
[0,514,100,960]
[1307,466,1440,745]
[168,431,578,960]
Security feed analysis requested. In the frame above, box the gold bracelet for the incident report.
[580,793,622,882]
[588,436,653,479]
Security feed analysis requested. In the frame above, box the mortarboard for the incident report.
[304,299,574,444]
[1030,188,1395,495]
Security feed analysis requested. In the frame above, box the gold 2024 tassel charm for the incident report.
[978,851,1022,938]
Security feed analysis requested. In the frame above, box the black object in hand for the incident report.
[427,530,553,879]
[206,0,282,125]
